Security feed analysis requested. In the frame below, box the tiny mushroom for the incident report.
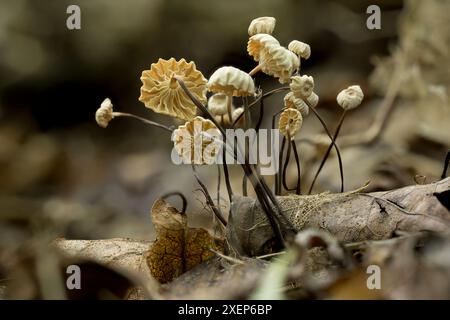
[284,92,309,117]
[288,40,311,60]
[139,58,207,120]
[336,85,364,110]
[95,98,114,128]
[207,66,255,123]
[248,17,276,36]
[279,108,303,140]
[290,75,314,99]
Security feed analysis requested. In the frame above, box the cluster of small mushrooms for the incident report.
[95,15,365,194]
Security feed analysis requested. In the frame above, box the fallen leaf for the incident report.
[146,198,224,283]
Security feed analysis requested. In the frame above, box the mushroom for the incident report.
[288,40,311,60]
[172,116,221,165]
[248,35,299,83]
[278,108,303,140]
[139,58,207,120]
[336,85,364,110]
[284,92,309,117]
[290,75,314,99]
[248,17,276,36]
[207,66,255,124]
[95,98,114,128]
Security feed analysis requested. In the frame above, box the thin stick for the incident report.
[308,106,344,195]
[255,97,264,131]
[308,110,347,194]
[112,112,173,132]
[191,165,227,226]
[161,191,187,213]
[226,94,233,126]
[249,64,262,76]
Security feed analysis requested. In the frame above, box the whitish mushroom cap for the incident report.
[207,66,255,96]
[284,92,309,117]
[290,75,314,99]
[278,108,303,140]
[259,45,300,84]
[247,34,280,62]
[139,58,207,120]
[248,17,276,36]
[95,98,114,128]
[306,92,319,108]
[172,116,221,165]
[336,85,364,110]
[208,93,229,116]
[288,40,311,60]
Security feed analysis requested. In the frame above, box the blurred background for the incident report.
[0,0,449,298]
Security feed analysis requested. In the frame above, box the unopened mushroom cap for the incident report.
[247,34,280,62]
[208,93,229,116]
[248,17,276,36]
[288,40,311,60]
[95,98,114,128]
[278,108,303,140]
[336,85,364,110]
[260,45,300,84]
[284,92,309,117]
[139,58,207,120]
[207,66,255,96]
[172,116,221,165]
[307,92,319,108]
[290,75,314,99]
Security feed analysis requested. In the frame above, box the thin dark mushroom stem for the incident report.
[191,164,227,226]
[292,142,302,195]
[282,135,292,192]
[216,165,221,207]
[112,112,174,132]
[272,109,284,195]
[441,150,450,179]
[277,137,286,195]
[308,105,344,194]
[161,191,188,213]
[308,110,347,194]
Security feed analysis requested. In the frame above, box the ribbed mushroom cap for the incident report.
[248,17,276,36]
[207,66,255,96]
[278,108,303,140]
[288,40,311,59]
[139,58,207,120]
[284,92,309,117]
[336,85,364,110]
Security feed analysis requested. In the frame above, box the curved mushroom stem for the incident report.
[307,106,344,195]
[249,64,262,76]
[308,110,347,194]
[112,112,174,132]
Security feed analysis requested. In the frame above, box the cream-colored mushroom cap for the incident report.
[139,58,207,120]
[247,34,280,62]
[290,75,314,99]
[208,93,229,116]
[336,85,364,110]
[260,45,300,84]
[284,92,309,117]
[248,17,276,36]
[278,108,303,140]
[207,66,255,96]
[95,98,114,128]
[172,116,221,165]
[307,92,319,108]
[288,40,311,60]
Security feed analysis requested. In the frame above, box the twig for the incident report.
[112,112,174,133]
